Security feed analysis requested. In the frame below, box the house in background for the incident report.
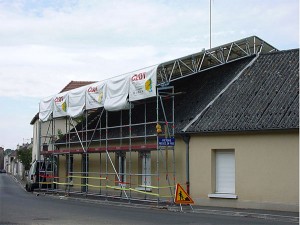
[0,147,4,170]
[33,36,298,212]
[4,150,18,175]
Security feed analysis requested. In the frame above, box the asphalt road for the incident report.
[0,173,297,225]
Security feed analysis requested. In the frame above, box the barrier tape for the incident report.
[68,175,107,180]
[53,181,72,185]
[39,182,53,185]
[51,175,177,198]
[50,181,175,198]
[139,185,174,189]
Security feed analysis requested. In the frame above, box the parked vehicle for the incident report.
[0,169,6,173]
[25,160,55,192]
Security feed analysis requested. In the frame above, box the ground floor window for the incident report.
[141,152,151,187]
[116,152,126,186]
[66,154,73,182]
[209,149,237,199]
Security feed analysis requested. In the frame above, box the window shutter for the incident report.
[216,150,235,194]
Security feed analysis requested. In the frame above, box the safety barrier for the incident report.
[43,174,176,199]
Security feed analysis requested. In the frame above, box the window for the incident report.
[141,152,151,187]
[117,152,126,187]
[137,152,151,191]
[209,149,237,199]
[66,154,73,182]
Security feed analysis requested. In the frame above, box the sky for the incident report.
[0,0,299,150]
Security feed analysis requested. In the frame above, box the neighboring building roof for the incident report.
[182,49,299,133]
[59,81,96,93]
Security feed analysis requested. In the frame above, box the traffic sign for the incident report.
[158,137,175,146]
[174,183,194,204]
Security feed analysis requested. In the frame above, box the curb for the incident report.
[168,206,299,224]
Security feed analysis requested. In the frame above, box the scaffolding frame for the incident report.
[156,36,277,85]
[39,86,176,204]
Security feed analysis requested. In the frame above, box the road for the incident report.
[0,173,297,225]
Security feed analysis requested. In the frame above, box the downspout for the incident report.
[181,133,190,194]
[37,120,41,161]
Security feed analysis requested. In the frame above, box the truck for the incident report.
[25,160,55,192]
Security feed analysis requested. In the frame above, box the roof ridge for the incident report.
[261,48,299,56]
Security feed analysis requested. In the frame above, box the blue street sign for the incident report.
[158,137,175,146]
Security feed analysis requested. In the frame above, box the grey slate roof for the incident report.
[180,49,299,133]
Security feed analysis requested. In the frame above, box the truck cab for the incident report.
[25,160,55,192]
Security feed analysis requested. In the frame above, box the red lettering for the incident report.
[132,72,146,81]
[88,87,98,92]
[54,96,64,103]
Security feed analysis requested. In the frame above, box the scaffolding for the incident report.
[39,86,176,204]
[37,36,277,204]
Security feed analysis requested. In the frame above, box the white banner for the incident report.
[39,65,159,120]
[104,74,130,111]
[39,96,53,122]
[86,81,106,110]
[129,65,157,101]
[53,92,68,118]
[68,86,86,117]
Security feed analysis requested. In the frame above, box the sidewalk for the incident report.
[11,174,299,224]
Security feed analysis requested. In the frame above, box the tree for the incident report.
[17,147,32,170]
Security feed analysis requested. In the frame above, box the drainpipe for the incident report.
[37,120,41,161]
[181,133,190,194]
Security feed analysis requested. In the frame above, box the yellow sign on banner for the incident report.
[174,183,194,204]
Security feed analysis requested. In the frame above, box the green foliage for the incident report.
[17,147,32,170]
[57,129,63,138]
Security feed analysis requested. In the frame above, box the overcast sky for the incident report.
[0,0,299,150]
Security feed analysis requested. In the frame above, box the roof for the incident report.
[58,49,298,144]
[59,80,96,93]
[173,56,255,132]
[182,49,299,133]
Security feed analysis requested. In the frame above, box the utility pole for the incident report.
[210,0,212,49]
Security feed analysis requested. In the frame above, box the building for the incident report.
[0,147,4,170]
[4,151,16,174]
[33,36,298,212]
[174,49,299,212]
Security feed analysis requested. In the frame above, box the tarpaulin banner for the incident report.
[68,86,86,117]
[104,74,130,111]
[86,81,106,110]
[39,64,159,121]
[129,65,158,102]
[39,96,54,122]
[53,92,68,118]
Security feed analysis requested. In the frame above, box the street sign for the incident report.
[174,183,194,204]
[158,137,175,146]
